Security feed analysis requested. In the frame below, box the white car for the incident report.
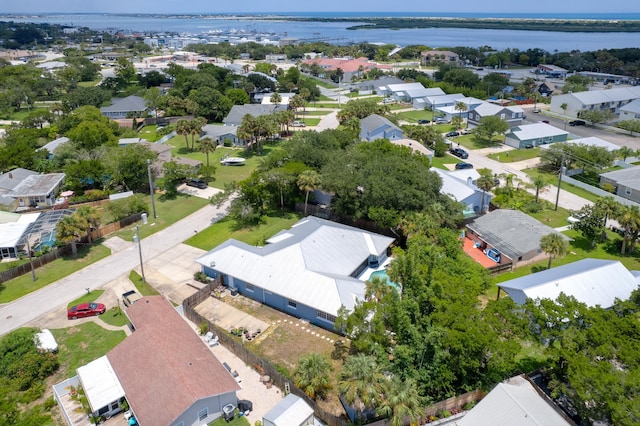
[567,213,586,224]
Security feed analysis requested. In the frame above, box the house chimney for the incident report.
[467,177,472,186]
[8,173,12,179]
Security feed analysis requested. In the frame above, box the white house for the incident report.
[431,167,490,217]
[359,114,403,141]
[262,394,315,426]
[619,99,640,121]
[550,87,640,118]
[498,258,640,308]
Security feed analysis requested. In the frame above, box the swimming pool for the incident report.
[369,270,401,293]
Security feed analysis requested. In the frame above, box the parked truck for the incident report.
[122,290,143,307]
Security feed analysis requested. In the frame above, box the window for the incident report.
[288,300,297,309]
[246,284,254,292]
[317,311,337,323]
[625,187,632,196]
[198,409,208,421]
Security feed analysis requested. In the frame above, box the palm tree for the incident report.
[617,146,635,162]
[297,170,320,216]
[540,232,568,269]
[241,63,250,74]
[376,377,424,426]
[529,175,548,203]
[176,119,190,150]
[56,214,88,256]
[199,137,216,167]
[188,117,206,151]
[293,353,333,399]
[76,206,100,244]
[339,354,386,422]
[615,204,640,254]
[269,92,282,105]
[476,168,496,214]
[454,101,468,128]
[365,275,392,302]
[499,173,519,195]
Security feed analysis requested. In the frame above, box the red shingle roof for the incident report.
[108,296,240,426]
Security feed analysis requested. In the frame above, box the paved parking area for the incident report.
[177,183,223,199]
[196,296,269,336]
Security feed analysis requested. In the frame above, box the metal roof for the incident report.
[458,376,571,426]
[506,123,568,141]
[360,114,401,135]
[570,87,640,105]
[498,258,640,308]
[620,98,640,114]
[223,104,288,126]
[100,95,147,114]
[196,217,395,315]
[467,209,570,261]
[0,213,40,250]
[431,168,479,203]
[77,356,125,413]
[600,165,640,190]
[9,173,65,197]
[539,136,619,152]
[262,394,314,426]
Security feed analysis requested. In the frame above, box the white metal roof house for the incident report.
[38,136,70,159]
[457,375,573,426]
[100,95,147,119]
[550,87,640,118]
[466,209,570,268]
[54,296,240,426]
[431,167,489,218]
[359,114,403,142]
[196,216,395,331]
[498,258,640,308]
[468,102,525,128]
[504,123,569,149]
[263,394,315,426]
[378,82,444,104]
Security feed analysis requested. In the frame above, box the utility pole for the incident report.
[25,234,36,282]
[147,159,157,219]
[134,225,146,283]
[555,153,565,211]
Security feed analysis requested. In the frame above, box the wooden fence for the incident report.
[183,283,484,426]
[0,213,142,284]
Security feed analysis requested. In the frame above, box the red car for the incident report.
[67,302,106,319]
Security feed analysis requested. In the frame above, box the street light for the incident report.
[133,225,146,283]
[147,159,157,219]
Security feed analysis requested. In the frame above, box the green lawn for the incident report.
[185,213,302,251]
[209,415,250,426]
[113,193,209,241]
[492,228,639,284]
[430,155,456,170]
[313,80,338,89]
[100,307,131,327]
[67,290,105,308]
[129,270,160,296]
[139,124,162,142]
[528,206,572,229]
[395,110,433,123]
[521,168,602,204]
[298,110,333,116]
[0,244,111,303]
[51,322,126,377]
[0,107,48,121]
[167,140,283,190]
[457,134,504,150]
[296,117,321,126]
[311,102,341,108]
[77,79,101,87]
[487,148,541,162]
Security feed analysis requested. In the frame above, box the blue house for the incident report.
[359,114,403,142]
[196,217,395,331]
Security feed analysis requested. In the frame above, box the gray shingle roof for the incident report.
[9,173,65,197]
[466,209,569,261]
[359,114,400,135]
[223,104,288,126]
[100,95,147,114]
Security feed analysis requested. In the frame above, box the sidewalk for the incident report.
[0,201,230,336]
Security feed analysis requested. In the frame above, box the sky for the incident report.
[2,0,639,14]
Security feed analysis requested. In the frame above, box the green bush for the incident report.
[107,194,149,221]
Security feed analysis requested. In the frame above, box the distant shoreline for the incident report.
[284,17,640,33]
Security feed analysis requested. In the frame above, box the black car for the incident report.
[418,119,430,124]
[449,147,469,159]
[455,162,473,170]
[186,178,207,189]
[445,131,460,137]
[569,120,586,126]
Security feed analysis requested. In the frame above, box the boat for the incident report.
[220,156,246,166]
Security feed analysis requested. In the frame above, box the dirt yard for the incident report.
[221,295,349,417]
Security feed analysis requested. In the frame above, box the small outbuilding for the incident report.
[262,394,314,426]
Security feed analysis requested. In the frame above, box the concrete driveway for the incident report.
[178,183,223,199]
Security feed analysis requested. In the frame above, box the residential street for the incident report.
[0,201,230,336]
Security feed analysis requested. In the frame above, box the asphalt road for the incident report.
[0,202,230,336]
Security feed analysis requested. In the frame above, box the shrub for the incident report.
[194,271,208,283]
[43,396,57,411]
[199,322,209,336]
[107,194,148,221]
